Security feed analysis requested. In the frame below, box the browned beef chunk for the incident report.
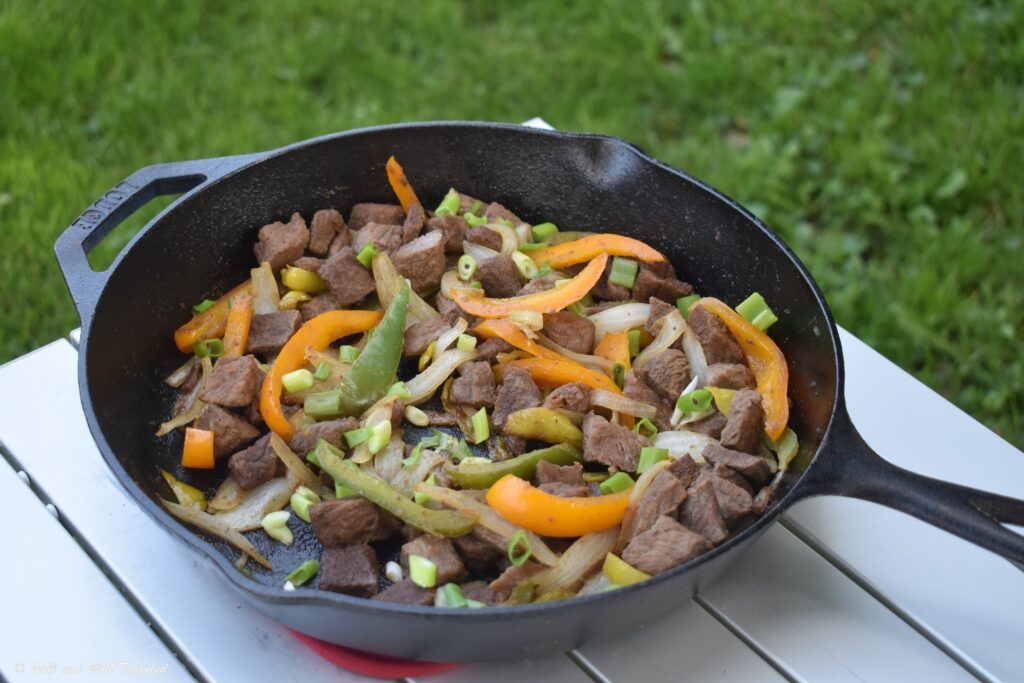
[475,337,513,363]
[449,361,496,408]
[711,472,754,528]
[465,226,503,251]
[247,310,302,357]
[373,580,434,605]
[311,498,398,546]
[328,229,352,256]
[459,581,497,605]
[320,545,379,597]
[630,468,688,538]
[702,444,773,487]
[458,192,483,214]
[489,562,546,602]
[581,412,646,472]
[484,202,523,224]
[454,526,508,574]
[517,271,566,296]
[633,264,692,304]
[753,484,775,515]
[402,201,426,243]
[645,297,677,336]
[228,435,280,490]
[309,209,346,256]
[348,203,404,230]
[393,231,446,293]
[535,460,585,486]
[590,261,631,301]
[477,255,522,298]
[292,256,323,272]
[352,222,403,256]
[688,412,728,439]
[542,311,595,354]
[426,214,467,253]
[289,417,360,456]
[318,246,376,306]
[542,382,590,413]
[705,363,756,390]
[623,369,674,430]
[720,389,765,453]
[635,349,690,401]
[435,292,460,318]
[298,293,339,321]
[198,355,262,408]
[502,435,529,456]
[667,455,701,488]
[253,213,309,270]
[622,515,711,575]
[540,482,590,498]
[194,405,260,457]
[678,476,729,544]
[403,316,451,357]
[422,409,459,427]
[713,462,753,494]
[688,305,745,365]
[401,536,467,584]
[492,366,542,429]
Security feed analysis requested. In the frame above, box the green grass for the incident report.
[1,0,1021,448]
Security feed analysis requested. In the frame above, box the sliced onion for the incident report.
[433,317,469,357]
[484,222,519,255]
[681,322,708,388]
[668,376,700,427]
[578,571,613,596]
[405,348,478,405]
[590,389,658,420]
[208,476,245,512]
[635,309,685,366]
[213,473,297,532]
[536,334,615,375]
[415,484,559,567]
[155,356,212,436]
[269,433,321,490]
[164,357,198,388]
[372,252,440,327]
[160,499,271,569]
[441,377,478,441]
[387,448,447,497]
[653,430,717,465]
[535,527,618,595]
[615,459,673,552]
[514,223,533,244]
[509,310,544,340]
[351,400,399,464]
[441,269,484,302]
[589,303,651,342]
[463,240,501,265]
[251,262,280,314]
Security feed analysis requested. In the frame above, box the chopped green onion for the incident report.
[438,583,468,609]
[599,471,635,495]
[284,559,319,587]
[367,420,392,455]
[404,404,429,427]
[676,294,700,318]
[387,381,412,399]
[464,212,488,227]
[507,529,533,567]
[608,256,639,289]
[627,329,641,357]
[289,486,321,523]
[414,473,437,505]
[470,200,483,216]
[306,450,321,467]
[338,345,360,363]
[510,251,538,279]
[765,426,799,471]
[344,426,371,448]
[497,218,515,228]
[303,390,343,419]
[632,418,658,438]
[192,299,215,314]
[282,368,315,393]
[612,363,626,389]
[261,510,293,545]
[335,480,358,498]
[531,266,553,280]
[637,447,669,474]
[469,280,483,288]
[470,408,490,445]
[466,599,487,608]
[402,443,424,468]
[194,338,225,359]
[435,189,460,217]
[735,292,778,331]
[531,222,559,240]
[676,388,713,414]
[457,334,477,351]
[313,362,331,382]
[409,554,437,588]
[518,241,549,252]
[452,438,473,462]
[356,243,379,268]
[458,254,478,281]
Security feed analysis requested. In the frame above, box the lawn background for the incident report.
[1,0,1021,448]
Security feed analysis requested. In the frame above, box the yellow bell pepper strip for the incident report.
[496,356,622,395]
[259,309,382,440]
[474,319,566,362]
[528,234,666,269]
[181,428,215,469]
[504,407,584,446]
[174,280,252,353]
[602,552,650,586]
[159,469,208,511]
[221,293,253,359]
[690,297,789,441]
[486,474,631,538]
[385,156,420,212]
[451,253,608,319]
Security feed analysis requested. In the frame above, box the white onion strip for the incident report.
[590,389,658,420]
[214,474,297,531]
[463,240,501,264]
[405,348,478,405]
[635,309,685,366]
[589,303,651,342]
[164,357,198,388]
[536,334,615,375]
[161,499,271,569]
[681,324,708,388]
[251,262,280,314]
[372,253,440,328]
[535,528,618,595]
[653,430,718,465]
[269,433,322,490]
[433,317,469,357]
[484,222,519,255]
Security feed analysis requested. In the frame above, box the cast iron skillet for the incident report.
[54,122,1024,662]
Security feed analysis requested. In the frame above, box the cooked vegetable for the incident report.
[528,234,666,269]
[164,356,199,388]
[603,552,650,586]
[531,222,559,241]
[474,319,565,362]
[192,299,215,314]
[282,266,326,294]
[409,554,437,588]
[174,280,252,353]
[387,381,412,399]
[706,386,736,416]
[385,156,420,212]
[676,388,713,414]
[507,529,533,567]
[404,348,478,405]
[338,345,360,363]
[535,528,618,594]
[652,431,716,464]
[485,222,520,255]
[160,499,271,569]
[193,338,225,359]
[284,560,320,587]
[456,334,477,352]
[497,357,622,394]
[181,427,215,469]
[445,443,581,489]
[160,469,207,511]
[589,302,651,342]
[608,256,639,289]
[289,486,321,523]
[221,293,253,358]
[635,309,685,366]
[535,334,615,375]
[680,321,709,387]
[511,250,538,278]
[433,317,470,357]
[367,420,392,455]
[504,407,583,446]
[313,361,331,382]
[632,418,658,438]
[437,583,471,608]
[215,475,296,531]
[282,368,315,393]
[676,294,700,317]
[735,292,778,331]
[356,243,379,268]
[278,290,311,310]
[261,510,293,545]
[269,434,322,490]
[590,390,658,420]
[435,188,460,216]
[766,426,799,471]
[385,560,403,583]
[251,262,280,315]
[470,408,490,444]
[486,474,631,538]
[599,472,634,495]
[637,447,669,474]
[372,252,439,327]
[458,254,478,281]
[594,330,631,377]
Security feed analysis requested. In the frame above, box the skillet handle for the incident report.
[794,407,1024,566]
[54,153,260,322]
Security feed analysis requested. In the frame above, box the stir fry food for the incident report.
[157,157,799,607]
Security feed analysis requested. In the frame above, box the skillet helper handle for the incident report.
[797,408,1024,567]
[54,154,259,321]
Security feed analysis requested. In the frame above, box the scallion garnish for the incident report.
[470,408,490,444]
[194,338,225,359]
[517,241,549,252]
[335,480,357,498]
[303,390,342,419]
[464,212,488,227]
[282,368,315,394]
[414,473,436,506]
[284,559,319,587]
[438,583,468,609]
[608,256,639,289]
[387,381,412,399]
[457,253,478,281]
[676,388,713,414]
[612,363,626,389]
[456,334,477,352]
[338,345,360,363]
[531,267,552,280]
[409,554,438,588]
[632,418,658,438]
[510,251,538,279]
[735,292,778,331]
[468,280,483,288]
[192,299,215,315]
[289,486,321,523]
[599,471,635,495]
[434,188,460,217]
[313,362,331,382]
[356,243,379,268]
[676,294,700,318]
[531,222,559,240]
[367,420,392,455]
[636,447,669,474]
[402,433,440,468]
[452,438,473,462]
[627,329,641,357]
[343,426,371,448]
[470,199,483,216]
[507,529,533,567]
[306,450,321,467]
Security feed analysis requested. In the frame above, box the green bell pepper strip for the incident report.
[315,441,475,537]
[444,443,582,489]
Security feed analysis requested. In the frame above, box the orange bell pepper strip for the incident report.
[496,356,622,394]
[691,297,789,441]
[452,253,608,318]
[486,474,631,537]
[181,428,215,469]
[174,280,253,353]
[594,330,631,374]
[474,319,565,362]
[259,310,382,441]
[386,156,419,213]
[221,293,253,358]
[528,234,666,269]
